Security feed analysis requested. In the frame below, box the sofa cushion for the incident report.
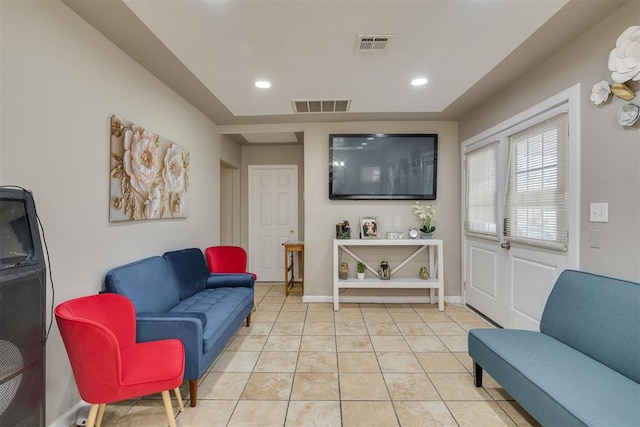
[207,273,256,288]
[104,256,179,314]
[171,286,254,353]
[469,329,640,426]
[137,311,207,328]
[540,270,640,383]
[163,248,209,300]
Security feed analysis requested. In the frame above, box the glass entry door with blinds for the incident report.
[463,100,575,331]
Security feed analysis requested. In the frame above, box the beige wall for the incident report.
[459,1,640,282]
[302,121,460,298]
[220,135,242,245]
[220,134,242,168]
[220,163,239,245]
[1,1,220,423]
[241,144,305,250]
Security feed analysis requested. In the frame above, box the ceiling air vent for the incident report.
[356,34,392,52]
[292,99,351,114]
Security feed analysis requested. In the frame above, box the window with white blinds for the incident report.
[465,141,498,236]
[504,112,568,250]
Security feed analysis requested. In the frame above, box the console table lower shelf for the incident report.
[333,239,444,311]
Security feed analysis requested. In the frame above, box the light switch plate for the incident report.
[590,203,608,223]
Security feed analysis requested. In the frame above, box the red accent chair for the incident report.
[55,294,185,427]
[205,245,257,281]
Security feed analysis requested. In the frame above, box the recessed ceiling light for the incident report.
[411,78,428,86]
[255,81,271,89]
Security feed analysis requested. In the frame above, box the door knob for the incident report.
[500,242,511,250]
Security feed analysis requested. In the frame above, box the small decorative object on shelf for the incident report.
[336,220,351,239]
[413,201,436,237]
[378,260,390,280]
[356,262,366,280]
[419,266,429,280]
[360,216,379,239]
[386,231,404,239]
[408,227,418,239]
[339,262,349,280]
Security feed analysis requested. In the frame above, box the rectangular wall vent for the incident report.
[292,99,351,114]
[356,34,392,52]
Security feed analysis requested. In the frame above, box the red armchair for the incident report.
[55,294,185,427]
[205,245,257,280]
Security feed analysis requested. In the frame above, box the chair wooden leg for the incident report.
[95,404,106,427]
[246,312,251,327]
[86,404,99,427]
[189,379,198,407]
[161,390,177,427]
[174,387,184,412]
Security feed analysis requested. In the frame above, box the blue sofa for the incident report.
[469,270,640,426]
[104,248,255,407]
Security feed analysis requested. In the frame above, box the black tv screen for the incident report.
[0,189,40,269]
[329,134,437,200]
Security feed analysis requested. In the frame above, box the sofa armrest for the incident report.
[136,317,203,379]
[206,273,255,289]
[138,312,207,328]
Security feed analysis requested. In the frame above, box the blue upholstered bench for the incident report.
[469,270,640,426]
[104,248,255,407]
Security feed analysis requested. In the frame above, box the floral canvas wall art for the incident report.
[109,115,189,221]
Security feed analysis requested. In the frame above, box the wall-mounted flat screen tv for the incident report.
[329,134,437,200]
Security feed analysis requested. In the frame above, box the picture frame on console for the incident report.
[360,216,379,239]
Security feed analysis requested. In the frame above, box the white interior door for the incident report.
[463,88,579,330]
[248,165,298,282]
[463,139,508,325]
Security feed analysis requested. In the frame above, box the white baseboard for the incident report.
[302,295,333,303]
[303,295,462,305]
[445,296,462,304]
[49,400,88,427]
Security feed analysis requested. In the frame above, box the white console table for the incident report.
[333,239,444,311]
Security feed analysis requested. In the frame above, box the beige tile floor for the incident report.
[90,283,540,427]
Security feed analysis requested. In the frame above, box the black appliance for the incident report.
[0,188,46,426]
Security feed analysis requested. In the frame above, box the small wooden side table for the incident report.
[283,241,304,296]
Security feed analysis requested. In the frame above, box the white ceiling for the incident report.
[63,0,625,143]
[124,0,568,117]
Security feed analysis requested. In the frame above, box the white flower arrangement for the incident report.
[608,26,640,83]
[590,80,611,105]
[412,201,436,234]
